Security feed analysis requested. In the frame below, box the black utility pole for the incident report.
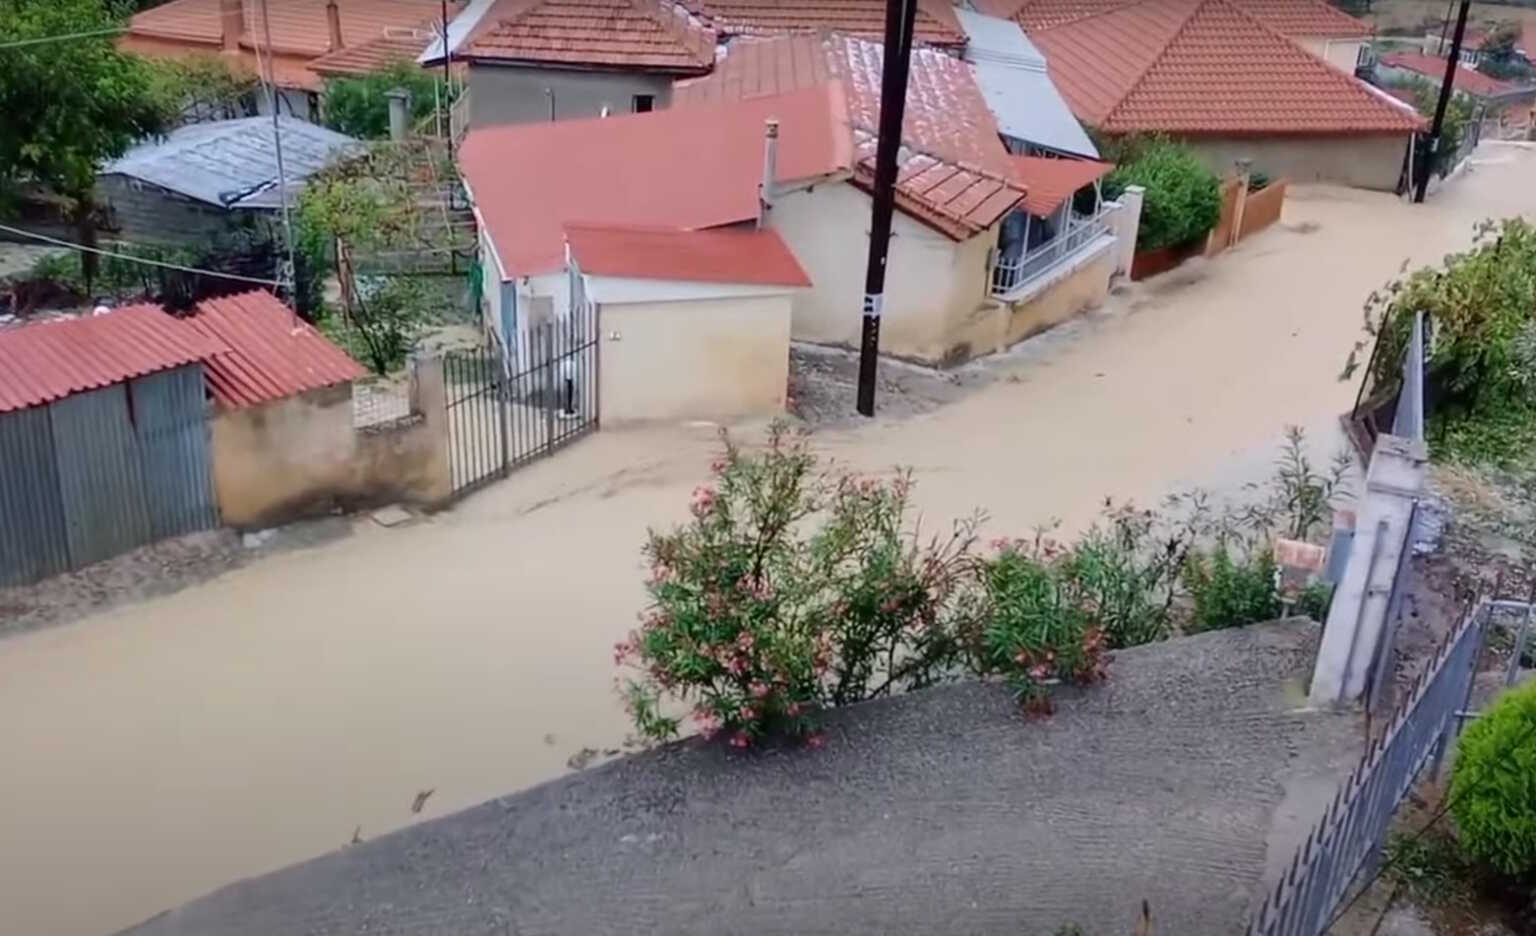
[855,0,920,417]
[1415,0,1472,203]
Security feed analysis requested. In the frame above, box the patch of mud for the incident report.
[788,344,989,428]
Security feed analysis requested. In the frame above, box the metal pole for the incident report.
[441,0,453,163]
[1507,577,1535,687]
[855,0,920,418]
[1415,0,1472,203]
[257,0,298,319]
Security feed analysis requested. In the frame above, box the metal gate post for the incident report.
[497,351,511,477]
[542,324,556,457]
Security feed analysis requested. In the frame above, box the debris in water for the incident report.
[350,825,363,845]
[411,788,435,814]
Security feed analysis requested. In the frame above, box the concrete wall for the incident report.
[1297,37,1366,73]
[468,63,675,126]
[598,294,791,425]
[96,176,273,246]
[1184,134,1410,192]
[209,359,451,528]
[995,245,1115,348]
[770,182,994,365]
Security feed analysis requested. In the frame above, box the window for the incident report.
[632,94,655,113]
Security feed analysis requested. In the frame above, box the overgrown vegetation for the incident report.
[146,54,258,125]
[1385,829,1475,906]
[322,61,455,140]
[1343,217,1536,467]
[618,424,1350,746]
[1102,135,1223,252]
[1397,76,1478,179]
[1478,21,1536,80]
[1451,680,1536,879]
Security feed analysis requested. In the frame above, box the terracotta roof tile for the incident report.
[565,223,811,286]
[309,27,439,76]
[1006,0,1370,36]
[680,0,966,48]
[462,0,715,71]
[0,307,227,414]
[129,0,456,57]
[1010,155,1114,215]
[183,292,365,408]
[1379,51,1521,100]
[674,33,1025,238]
[1032,0,1423,135]
[461,84,854,276]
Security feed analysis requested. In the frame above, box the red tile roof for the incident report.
[673,33,1025,239]
[461,83,854,276]
[461,0,715,71]
[679,0,966,48]
[183,292,366,408]
[1002,0,1370,36]
[309,27,440,77]
[1032,0,1424,135]
[1010,155,1114,215]
[565,223,812,286]
[0,307,227,414]
[1379,51,1520,99]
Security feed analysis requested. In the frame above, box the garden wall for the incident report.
[209,357,452,528]
[1238,180,1287,240]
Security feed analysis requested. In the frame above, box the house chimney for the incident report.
[326,0,344,52]
[220,0,243,51]
[386,88,411,141]
[759,119,779,228]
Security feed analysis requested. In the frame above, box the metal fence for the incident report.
[1246,601,1486,936]
[443,308,599,498]
[1347,311,1432,459]
[991,206,1119,298]
[0,364,218,587]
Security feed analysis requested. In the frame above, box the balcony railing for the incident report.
[991,205,1119,299]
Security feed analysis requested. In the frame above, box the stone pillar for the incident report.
[1309,434,1428,707]
[409,354,453,506]
[1114,184,1144,276]
[386,89,411,142]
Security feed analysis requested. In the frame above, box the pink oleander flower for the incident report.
[735,631,756,652]
[1029,663,1051,681]
[690,485,717,518]
[693,709,721,738]
[726,655,749,676]
[710,458,728,475]
[806,732,826,750]
[728,731,751,749]
[786,702,803,718]
[737,704,759,722]
[750,682,772,699]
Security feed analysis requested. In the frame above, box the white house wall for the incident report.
[1297,37,1366,73]
[584,276,799,304]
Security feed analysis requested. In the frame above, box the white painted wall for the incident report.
[769,181,994,364]
[1297,37,1367,73]
[598,293,792,424]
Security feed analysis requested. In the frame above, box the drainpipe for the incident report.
[759,119,779,229]
[220,0,243,51]
[326,0,344,51]
[544,87,555,122]
[386,89,410,141]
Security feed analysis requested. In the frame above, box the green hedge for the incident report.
[1451,679,1536,878]
[1103,136,1222,252]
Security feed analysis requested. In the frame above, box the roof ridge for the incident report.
[1095,0,1206,128]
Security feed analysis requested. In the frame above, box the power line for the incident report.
[0,26,126,50]
[0,224,281,286]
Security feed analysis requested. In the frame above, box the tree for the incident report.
[321,61,453,140]
[1478,22,1534,81]
[0,0,167,205]
[146,54,259,125]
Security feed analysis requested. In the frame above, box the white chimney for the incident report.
[386,89,411,141]
[759,119,779,229]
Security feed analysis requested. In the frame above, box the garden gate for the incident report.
[443,308,598,498]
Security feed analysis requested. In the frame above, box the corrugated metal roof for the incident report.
[954,8,1099,157]
[184,292,367,408]
[0,307,227,414]
[565,224,811,286]
[103,117,361,210]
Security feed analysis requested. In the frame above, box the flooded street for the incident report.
[3,144,1534,936]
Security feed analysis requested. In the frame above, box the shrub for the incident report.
[617,425,982,747]
[1060,503,1188,648]
[1103,136,1222,251]
[322,61,454,140]
[1384,830,1473,906]
[1450,679,1536,878]
[974,538,1108,712]
[1183,545,1279,633]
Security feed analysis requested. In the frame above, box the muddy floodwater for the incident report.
[3,146,1535,936]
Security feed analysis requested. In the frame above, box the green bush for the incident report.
[321,61,453,140]
[1103,136,1222,251]
[1183,545,1279,633]
[1451,680,1536,878]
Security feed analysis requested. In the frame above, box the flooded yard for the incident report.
[3,144,1535,936]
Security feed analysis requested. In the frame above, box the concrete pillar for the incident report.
[409,354,453,505]
[386,89,411,142]
[1230,159,1252,247]
[1114,185,1144,276]
[1309,434,1428,707]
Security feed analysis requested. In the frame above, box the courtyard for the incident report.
[3,144,1535,936]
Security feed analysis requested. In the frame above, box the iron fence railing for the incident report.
[1246,600,1487,936]
[990,205,1119,299]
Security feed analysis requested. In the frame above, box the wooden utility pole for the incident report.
[1415,0,1472,203]
[855,0,920,417]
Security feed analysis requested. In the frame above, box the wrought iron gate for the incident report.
[444,310,598,498]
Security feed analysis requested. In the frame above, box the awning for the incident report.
[1010,156,1115,216]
